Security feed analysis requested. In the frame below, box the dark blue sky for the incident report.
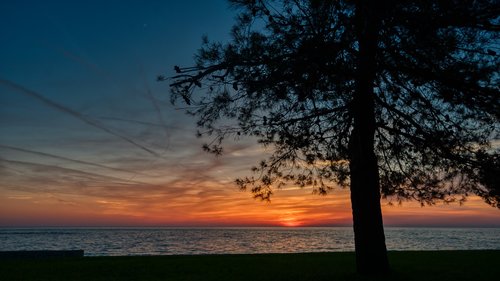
[1,0,234,156]
[1,0,233,109]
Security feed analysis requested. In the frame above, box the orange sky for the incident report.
[1,137,499,228]
[1,181,499,227]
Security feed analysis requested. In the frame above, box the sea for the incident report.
[0,227,498,256]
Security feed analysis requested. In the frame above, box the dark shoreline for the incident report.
[1,250,499,281]
[0,250,84,259]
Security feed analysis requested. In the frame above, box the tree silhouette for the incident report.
[164,0,499,274]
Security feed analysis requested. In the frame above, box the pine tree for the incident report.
[164,0,499,274]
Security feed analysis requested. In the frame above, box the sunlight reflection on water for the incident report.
[0,227,498,256]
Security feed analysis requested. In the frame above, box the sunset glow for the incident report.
[1,177,498,227]
[0,0,498,228]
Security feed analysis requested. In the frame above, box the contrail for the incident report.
[145,87,170,146]
[0,78,160,157]
[54,46,110,80]
[138,66,171,151]
[0,144,148,176]
[0,158,151,186]
[94,116,167,128]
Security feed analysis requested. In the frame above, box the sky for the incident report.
[0,0,499,228]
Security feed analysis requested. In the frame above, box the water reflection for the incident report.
[0,227,498,256]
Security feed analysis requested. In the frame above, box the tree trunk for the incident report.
[348,0,390,274]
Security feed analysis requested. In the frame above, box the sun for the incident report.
[280,216,302,227]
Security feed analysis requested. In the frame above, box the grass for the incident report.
[1,250,499,281]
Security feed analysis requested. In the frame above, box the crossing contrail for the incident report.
[0,144,148,176]
[0,78,160,157]
[0,158,152,186]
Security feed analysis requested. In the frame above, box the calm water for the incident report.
[0,227,498,256]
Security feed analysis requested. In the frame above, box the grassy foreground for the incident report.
[1,250,499,281]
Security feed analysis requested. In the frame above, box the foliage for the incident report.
[167,0,499,207]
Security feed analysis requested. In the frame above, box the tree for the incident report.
[163,0,499,274]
